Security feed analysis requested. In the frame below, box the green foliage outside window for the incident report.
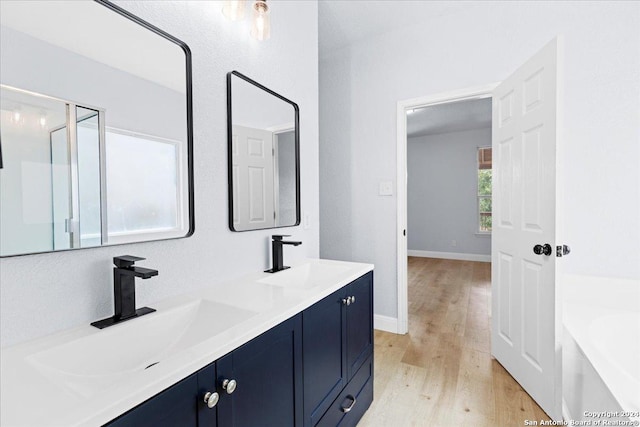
[478,166,492,232]
[478,170,492,195]
[479,197,492,212]
[480,214,492,232]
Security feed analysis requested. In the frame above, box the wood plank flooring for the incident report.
[358,257,549,427]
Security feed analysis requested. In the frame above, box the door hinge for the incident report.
[556,245,571,257]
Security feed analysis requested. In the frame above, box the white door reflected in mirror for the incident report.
[227,71,300,231]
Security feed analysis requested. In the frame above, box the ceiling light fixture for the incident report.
[250,1,270,41]
[222,0,246,21]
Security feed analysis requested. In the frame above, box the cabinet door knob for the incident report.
[350,295,356,304]
[342,298,350,306]
[222,378,237,394]
[341,395,357,413]
[203,391,219,408]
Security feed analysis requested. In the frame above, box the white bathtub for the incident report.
[563,275,640,423]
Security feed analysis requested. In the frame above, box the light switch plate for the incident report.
[379,181,393,196]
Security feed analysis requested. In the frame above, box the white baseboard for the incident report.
[374,314,400,334]
[408,250,490,263]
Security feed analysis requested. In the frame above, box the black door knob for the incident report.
[533,244,552,256]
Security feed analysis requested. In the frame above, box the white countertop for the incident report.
[1,258,373,427]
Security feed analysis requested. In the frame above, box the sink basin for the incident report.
[258,262,351,288]
[28,299,256,397]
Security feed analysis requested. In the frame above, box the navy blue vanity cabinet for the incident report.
[217,313,303,427]
[105,271,371,427]
[105,362,218,427]
[345,272,373,380]
[316,355,373,427]
[303,285,348,426]
[106,314,303,427]
[303,271,373,427]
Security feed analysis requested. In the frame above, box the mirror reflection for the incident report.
[0,0,193,257]
[228,71,300,232]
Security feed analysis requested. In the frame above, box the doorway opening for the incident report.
[396,84,497,334]
[392,37,562,421]
[405,97,493,261]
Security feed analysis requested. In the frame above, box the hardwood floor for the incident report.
[358,257,549,427]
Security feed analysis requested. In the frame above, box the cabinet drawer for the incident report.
[316,355,373,427]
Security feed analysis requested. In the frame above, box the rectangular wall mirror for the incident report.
[0,0,193,257]
[227,71,300,232]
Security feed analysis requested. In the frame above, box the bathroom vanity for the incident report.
[0,259,373,427]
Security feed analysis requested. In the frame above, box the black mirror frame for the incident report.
[98,0,194,239]
[0,0,194,257]
[226,70,301,232]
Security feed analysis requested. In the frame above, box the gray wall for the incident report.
[319,1,640,322]
[0,26,186,142]
[0,0,319,347]
[277,130,297,226]
[407,128,491,256]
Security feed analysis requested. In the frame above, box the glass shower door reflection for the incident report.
[50,106,104,250]
[50,126,72,250]
[76,107,103,248]
[1,85,108,255]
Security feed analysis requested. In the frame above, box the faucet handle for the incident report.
[114,255,146,268]
[271,235,291,241]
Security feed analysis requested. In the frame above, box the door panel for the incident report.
[217,315,303,427]
[497,137,514,228]
[197,363,218,427]
[106,374,199,427]
[491,37,562,419]
[303,288,347,427]
[231,125,275,230]
[522,260,543,370]
[346,272,373,380]
[497,252,514,345]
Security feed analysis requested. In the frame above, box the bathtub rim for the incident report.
[563,301,640,415]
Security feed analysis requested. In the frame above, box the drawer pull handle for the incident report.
[222,378,237,394]
[203,391,219,408]
[341,395,357,413]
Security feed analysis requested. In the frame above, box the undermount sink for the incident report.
[258,262,351,288]
[27,299,257,397]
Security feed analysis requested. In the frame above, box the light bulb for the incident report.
[39,115,47,128]
[12,110,21,122]
[222,0,246,21]
[250,1,270,41]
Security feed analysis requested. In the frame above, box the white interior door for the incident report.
[231,125,276,230]
[491,37,563,420]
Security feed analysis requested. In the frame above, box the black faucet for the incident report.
[91,256,158,329]
[265,235,302,273]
